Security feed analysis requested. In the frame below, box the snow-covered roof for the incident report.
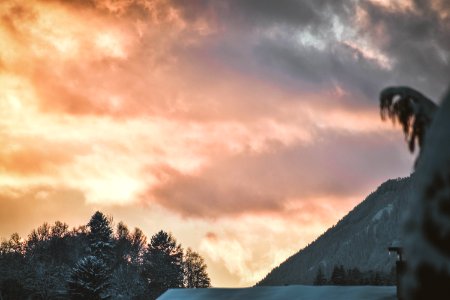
[158,285,396,300]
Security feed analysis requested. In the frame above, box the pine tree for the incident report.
[114,222,131,268]
[67,256,110,300]
[313,267,326,285]
[373,272,382,286]
[183,248,211,288]
[143,231,183,299]
[330,265,346,285]
[67,212,114,299]
[87,211,113,262]
[130,228,147,266]
[347,267,363,285]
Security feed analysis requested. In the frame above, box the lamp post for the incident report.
[388,245,405,300]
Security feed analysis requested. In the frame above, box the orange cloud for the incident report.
[0,140,76,175]
[148,129,412,218]
[0,185,89,238]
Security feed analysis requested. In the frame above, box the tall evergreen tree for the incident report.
[313,267,326,286]
[67,256,110,300]
[130,228,147,266]
[87,211,114,262]
[183,248,211,288]
[347,267,363,285]
[114,222,131,268]
[68,212,114,299]
[330,265,346,285]
[143,231,183,299]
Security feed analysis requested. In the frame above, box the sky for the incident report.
[0,0,449,287]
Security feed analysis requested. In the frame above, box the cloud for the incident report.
[150,129,413,218]
[252,35,391,102]
[358,0,450,100]
[0,186,90,238]
[179,0,450,103]
[198,211,341,285]
[0,143,69,175]
[0,0,433,228]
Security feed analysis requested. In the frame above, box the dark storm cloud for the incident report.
[360,0,450,101]
[171,0,351,27]
[174,0,450,104]
[252,35,391,103]
[224,0,321,27]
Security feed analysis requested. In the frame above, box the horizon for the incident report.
[1,0,448,287]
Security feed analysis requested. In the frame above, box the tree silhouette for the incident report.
[67,256,110,300]
[313,267,326,285]
[183,248,211,288]
[110,222,147,298]
[330,265,346,285]
[380,86,438,155]
[143,231,184,299]
[87,211,114,262]
[68,212,114,299]
[1,212,210,299]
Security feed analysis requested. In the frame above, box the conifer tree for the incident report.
[347,267,363,285]
[87,211,113,262]
[143,231,183,299]
[130,228,147,266]
[330,265,346,285]
[68,212,114,299]
[313,267,326,285]
[67,256,110,300]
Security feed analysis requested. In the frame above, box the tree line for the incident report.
[0,211,210,299]
[313,264,396,286]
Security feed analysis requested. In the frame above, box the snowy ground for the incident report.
[158,285,397,300]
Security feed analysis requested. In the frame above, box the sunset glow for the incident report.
[1,0,448,287]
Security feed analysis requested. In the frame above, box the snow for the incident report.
[371,204,393,222]
[158,285,396,300]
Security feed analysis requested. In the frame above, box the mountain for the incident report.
[257,176,413,286]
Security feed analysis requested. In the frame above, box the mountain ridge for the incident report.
[257,176,413,285]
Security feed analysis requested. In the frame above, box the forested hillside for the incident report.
[258,176,413,285]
